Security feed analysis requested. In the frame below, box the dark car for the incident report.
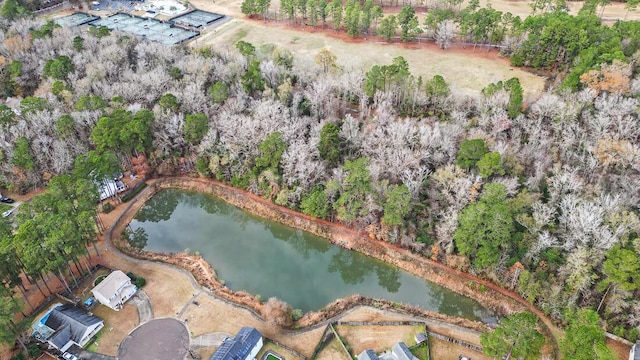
[0,197,14,204]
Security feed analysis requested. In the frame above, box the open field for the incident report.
[187,0,637,99]
[188,0,546,99]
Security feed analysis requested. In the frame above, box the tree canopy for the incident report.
[480,312,544,360]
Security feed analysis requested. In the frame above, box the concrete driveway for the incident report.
[190,332,232,349]
[129,290,154,324]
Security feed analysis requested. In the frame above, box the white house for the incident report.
[91,270,137,311]
[32,303,104,352]
[97,179,126,201]
[210,327,263,360]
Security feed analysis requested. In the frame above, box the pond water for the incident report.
[129,189,494,321]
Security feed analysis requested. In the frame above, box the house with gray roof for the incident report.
[358,349,380,360]
[390,342,418,360]
[210,327,263,360]
[91,270,137,311]
[32,303,104,352]
[359,342,418,360]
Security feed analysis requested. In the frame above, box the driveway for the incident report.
[129,290,154,324]
[79,350,116,360]
[190,332,231,349]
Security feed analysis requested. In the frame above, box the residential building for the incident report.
[32,303,104,352]
[210,327,263,360]
[358,342,418,360]
[97,178,126,201]
[91,270,137,311]
[358,349,380,360]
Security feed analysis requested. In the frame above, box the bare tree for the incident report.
[435,19,456,49]
[262,297,293,328]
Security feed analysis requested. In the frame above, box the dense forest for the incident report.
[1,0,640,357]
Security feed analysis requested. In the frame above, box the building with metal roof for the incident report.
[210,327,263,360]
[357,349,380,360]
[32,303,104,352]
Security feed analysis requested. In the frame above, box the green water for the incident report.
[129,189,494,321]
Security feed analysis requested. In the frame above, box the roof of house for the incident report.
[44,304,102,346]
[358,349,380,360]
[210,327,262,360]
[92,270,131,300]
[48,324,72,349]
[633,341,640,360]
[391,343,417,360]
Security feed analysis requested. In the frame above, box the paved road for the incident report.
[190,332,231,349]
[130,289,154,324]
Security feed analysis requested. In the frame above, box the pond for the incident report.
[129,189,494,322]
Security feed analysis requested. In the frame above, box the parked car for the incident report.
[62,352,79,360]
[1,209,13,218]
[0,197,14,204]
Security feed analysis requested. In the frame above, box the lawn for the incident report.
[336,324,424,354]
[428,337,491,360]
[411,343,429,360]
[0,203,12,213]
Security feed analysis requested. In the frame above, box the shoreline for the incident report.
[106,176,562,349]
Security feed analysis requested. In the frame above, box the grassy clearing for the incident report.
[196,19,545,98]
[189,0,546,99]
[337,325,423,354]
[0,203,12,213]
[411,342,429,360]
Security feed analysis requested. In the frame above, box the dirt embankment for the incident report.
[110,176,561,352]
[145,178,526,314]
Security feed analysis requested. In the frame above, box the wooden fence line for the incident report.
[330,323,352,358]
[310,326,334,360]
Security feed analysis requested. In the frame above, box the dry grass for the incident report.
[196,346,218,360]
[188,0,545,99]
[315,338,351,360]
[187,0,640,101]
[425,323,482,346]
[428,337,491,360]
[180,292,261,337]
[258,341,306,360]
[97,248,194,318]
[464,0,640,22]
[88,304,138,356]
[337,325,423,354]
